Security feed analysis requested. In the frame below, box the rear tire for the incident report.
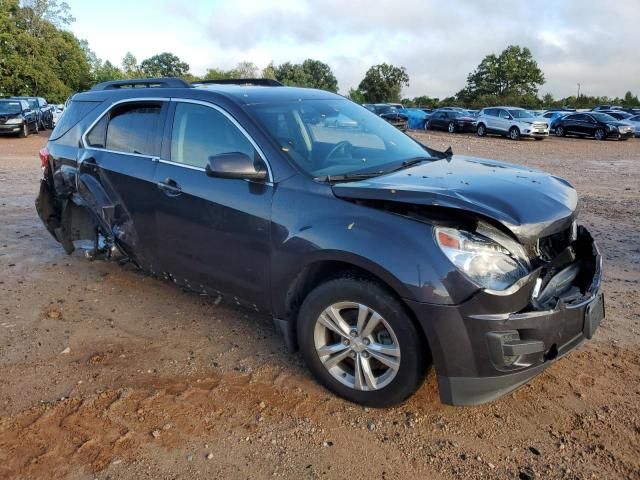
[447,121,456,133]
[297,277,429,407]
[424,120,431,131]
[477,123,487,137]
[509,126,521,140]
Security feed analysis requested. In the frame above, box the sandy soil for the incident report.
[0,130,639,480]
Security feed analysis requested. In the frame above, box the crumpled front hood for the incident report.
[332,155,578,244]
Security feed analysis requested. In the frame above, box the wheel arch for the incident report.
[275,257,428,354]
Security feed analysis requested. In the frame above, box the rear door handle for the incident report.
[157,178,182,196]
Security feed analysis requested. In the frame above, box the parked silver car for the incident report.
[476,107,549,140]
[627,115,640,137]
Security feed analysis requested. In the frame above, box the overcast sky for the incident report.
[66,0,640,99]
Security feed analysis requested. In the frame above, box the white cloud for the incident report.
[69,0,640,99]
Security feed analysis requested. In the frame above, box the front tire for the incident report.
[509,126,521,140]
[19,123,28,138]
[595,128,605,141]
[424,120,431,131]
[297,277,429,407]
[555,126,565,137]
[447,121,456,133]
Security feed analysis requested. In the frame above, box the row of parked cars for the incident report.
[365,103,640,141]
[0,96,64,138]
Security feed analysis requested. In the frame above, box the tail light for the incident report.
[39,147,50,173]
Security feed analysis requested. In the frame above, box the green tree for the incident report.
[411,95,439,109]
[93,60,124,83]
[541,92,555,107]
[121,52,140,78]
[622,91,639,107]
[299,59,338,92]
[346,88,365,104]
[140,52,190,78]
[202,68,235,80]
[269,59,338,92]
[358,63,409,103]
[234,61,259,78]
[20,0,74,31]
[262,62,277,80]
[0,0,91,101]
[460,45,544,102]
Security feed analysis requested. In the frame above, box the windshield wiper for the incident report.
[391,156,434,171]
[316,156,437,184]
[314,171,385,183]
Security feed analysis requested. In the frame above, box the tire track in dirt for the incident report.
[1,345,639,480]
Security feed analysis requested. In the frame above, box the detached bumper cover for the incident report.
[406,226,604,406]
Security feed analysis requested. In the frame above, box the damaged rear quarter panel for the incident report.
[74,148,159,269]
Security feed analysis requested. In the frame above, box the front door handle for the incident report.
[157,177,182,196]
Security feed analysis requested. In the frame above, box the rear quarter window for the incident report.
[50,100,102,141]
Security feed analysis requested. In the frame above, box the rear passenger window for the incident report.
[170,102,256,169]
[105,103,162,156]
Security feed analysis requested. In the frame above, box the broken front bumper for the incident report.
[406,226,604,406]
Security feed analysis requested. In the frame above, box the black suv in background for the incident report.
[10,96,53,130]
[362,103,408,130]
[36,78,604,407]
[554,112,634,140]
[425,109,476,133]
[0,99,38,137]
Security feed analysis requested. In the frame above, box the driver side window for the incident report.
[499,110,510,119]
[170,102,256,169]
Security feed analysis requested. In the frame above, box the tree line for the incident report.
[1,1,638,108]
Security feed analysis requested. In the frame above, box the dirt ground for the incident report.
[0,130,639,480]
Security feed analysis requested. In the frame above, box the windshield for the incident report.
[508,109,535,119]
[0,102,22,114]
[249,99,429,178]
[591,113,616,122]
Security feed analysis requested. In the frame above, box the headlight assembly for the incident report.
[5,118,22,125]
[435,224,529,291]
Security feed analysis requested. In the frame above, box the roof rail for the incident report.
[192,78,283,87]
[90,78,192,91]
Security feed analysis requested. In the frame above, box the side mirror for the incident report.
[205,152,267,182]
[23,109,30,114]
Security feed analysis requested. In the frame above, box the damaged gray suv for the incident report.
[36,78,604,407]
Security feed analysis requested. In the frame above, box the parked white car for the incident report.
[476,107,549,140]
[51,104,64,126]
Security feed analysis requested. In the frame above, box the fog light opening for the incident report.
[544,344,558,361]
